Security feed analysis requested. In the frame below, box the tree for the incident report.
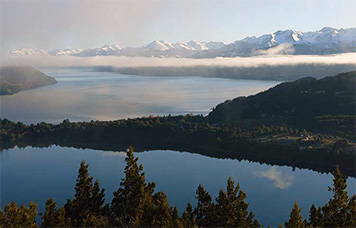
[41,198,69,227]
[194,184,213,227]
[110,145,156,227]
[321,166,355,227]
[64,161,106,227]
[214,177,259,227]
[181,202,197,228]
[151,192,173,227]
[285,201,304,228]
[171,207,183,228]
[0,201,38,228]
[308,204,322,227]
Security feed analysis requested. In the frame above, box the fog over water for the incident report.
[0,68,279,124]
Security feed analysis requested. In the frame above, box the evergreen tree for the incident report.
[285,201,304,228]
[171,207,183,228]
[214,177,259,227]
[151,192,173,227]
[308,204,323,227]
[0,201,38,228]
[321,166,355,227]
[64,161,106,227]
[194,184,213,227]
[181,202,197,228]
[110,145,156,227]
[41,198,69,227]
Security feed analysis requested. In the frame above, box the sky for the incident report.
[1,0,356,52]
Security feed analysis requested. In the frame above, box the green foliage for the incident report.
[208,71,356,138]
[0,201,38,228]
[213,177,259,227]
[285,201,305,228]
[64,161,107,227]
[41,198,69,227]
[320,167,356,227]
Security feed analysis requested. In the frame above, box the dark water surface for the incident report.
[1,146,355,226]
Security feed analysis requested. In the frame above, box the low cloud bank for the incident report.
[1,53,356,68]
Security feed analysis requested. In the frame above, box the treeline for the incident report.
[1,116,355,177]
[1,147,355,227]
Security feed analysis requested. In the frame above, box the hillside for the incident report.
[208,71,356,136]
[0,66,57,95]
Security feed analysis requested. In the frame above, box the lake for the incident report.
[0,68,279,124]
[2,69,354,226]
[1,146,355,226]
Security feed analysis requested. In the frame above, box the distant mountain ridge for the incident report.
[10,27,356,58]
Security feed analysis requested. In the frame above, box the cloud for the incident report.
[1,53,356,68]
[253,43,295,55]
[256,167,294,189]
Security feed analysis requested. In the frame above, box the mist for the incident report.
[2,53,356,68]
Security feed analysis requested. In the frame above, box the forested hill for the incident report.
[208,71,356,135]
[0,66,57,95]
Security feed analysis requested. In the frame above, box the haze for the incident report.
[1,0,356,53]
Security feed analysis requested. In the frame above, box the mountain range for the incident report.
[10,27,356,58]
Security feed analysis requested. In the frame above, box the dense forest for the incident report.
[1,147,355,227]
[0,66,57,95]
[208,71,356,138]
[0,115,355,177]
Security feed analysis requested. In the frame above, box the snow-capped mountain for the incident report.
[10,48,50,56]
[9,27,356,58]
[214,27,356,57]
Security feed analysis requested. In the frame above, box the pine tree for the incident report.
[171,207,183,227]
[41,198,69,227]
[64,160,106,227]
[285,201,304,228]
[322,166,355,227]
[308,204,323,227]
[151,192,173,227]
[0,201,38,228]
[181,202,197,228]
[110,145,156,227]
[214,177,259,227]
[194,184,213,227]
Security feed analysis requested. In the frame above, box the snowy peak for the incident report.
[9,27,356,58]
[10,48,49,56]
[241,27,356,47]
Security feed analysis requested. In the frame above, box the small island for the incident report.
[0,66,57,95]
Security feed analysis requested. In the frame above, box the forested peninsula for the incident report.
[1,71,355,176]
[0,66,57,95]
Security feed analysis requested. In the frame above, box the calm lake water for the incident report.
[2,69,354,226]
[0,68,279,124]
[1,146,355,226]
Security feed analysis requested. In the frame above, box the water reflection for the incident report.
[256,167,294,189]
